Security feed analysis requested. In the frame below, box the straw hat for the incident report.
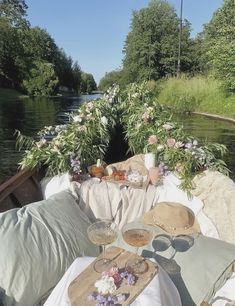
[142,202,201,235]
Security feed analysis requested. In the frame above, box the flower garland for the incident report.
[120,81,229,192]
[16,81,229,192]
[88,267,136,306]
[16,85,119,176]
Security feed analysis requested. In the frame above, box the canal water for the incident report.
[1,96,235,182]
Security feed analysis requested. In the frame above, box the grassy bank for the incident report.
[0,88,27,101]
[157,76,235,119]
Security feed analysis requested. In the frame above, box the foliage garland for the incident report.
[16,81,229,192]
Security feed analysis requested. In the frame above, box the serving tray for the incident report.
[68,246,158,306]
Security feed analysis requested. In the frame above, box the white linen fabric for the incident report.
[192,170,235,244]
[44,257,182,306]
[76,173,219,239]
[44,262,235,306]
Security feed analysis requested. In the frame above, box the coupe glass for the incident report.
[122,222,153,274]
[87,220,118,272]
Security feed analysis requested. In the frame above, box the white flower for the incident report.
[101,116,108,125]
[174,141,184,149]
[157,144,165,152]
[72,115,82,122]
[95,276,116,294]
[193,140,198,146]
[132,93,138,98]
[86,102,94,110]
[162,123,174,131]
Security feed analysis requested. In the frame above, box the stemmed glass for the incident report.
[87,220,118,272]
[122,222,153,274]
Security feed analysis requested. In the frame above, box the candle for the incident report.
[144,153,156,170]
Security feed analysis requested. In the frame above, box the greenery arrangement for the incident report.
[120,82,229,191]
[16,85,119,176]
[16,82,229,192]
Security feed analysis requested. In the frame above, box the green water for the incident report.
[0,95,99,182]
[175,114,235,180]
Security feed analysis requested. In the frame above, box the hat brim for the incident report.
[141,202,201,236]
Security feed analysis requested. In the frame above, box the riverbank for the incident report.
[0,88,27,101]
[157,76,235,120]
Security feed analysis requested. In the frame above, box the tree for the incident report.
[99,69,123,91]
[0,0,29,27]
[80,72,97,93]
[0,0,29,88]
[23,61,58,96]
[71,61,82,93]
[204,0,235,91]
[122,0,192,84]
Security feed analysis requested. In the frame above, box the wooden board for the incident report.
[68,246,158,306]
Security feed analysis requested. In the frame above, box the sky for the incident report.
[26,0,224,84]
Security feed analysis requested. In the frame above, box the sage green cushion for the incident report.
[0,190,99,306]
[113,224,235,306]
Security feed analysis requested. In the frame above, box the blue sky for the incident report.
[26,0,223,84]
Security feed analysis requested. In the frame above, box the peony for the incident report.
[148,135,158,145]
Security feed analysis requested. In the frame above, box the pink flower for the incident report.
[102,267,122,285]
[167,138,176,147]
[148,135,158,145]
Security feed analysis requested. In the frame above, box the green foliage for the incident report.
[122,0,193,84]
[23,61,58,96]
[204,0,235,91]
[80,72,97,94]
[16,82,229,192]
[16,88,119,175]
[157,75,235,118]
[99,70,123,91]
[120,81,229,192]
[0,1,88,93]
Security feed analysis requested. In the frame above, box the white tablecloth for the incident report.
[44,257,182,306]
[42,173,235,306]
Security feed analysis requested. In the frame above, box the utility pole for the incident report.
[177,0,183,78]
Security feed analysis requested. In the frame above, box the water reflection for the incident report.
[0,94,96,181]
[175,114,235,180]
